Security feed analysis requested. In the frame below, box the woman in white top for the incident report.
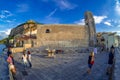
[22,50,28,69]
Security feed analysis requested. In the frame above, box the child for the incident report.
[87,51,95,74]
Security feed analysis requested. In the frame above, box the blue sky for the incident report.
[0,0,120,39]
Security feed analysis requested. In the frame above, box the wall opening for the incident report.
[46,29,50,33]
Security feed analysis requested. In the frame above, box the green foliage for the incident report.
[0,38,7,44]
[8,36,14,39]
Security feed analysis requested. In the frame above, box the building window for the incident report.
[46,29,50,33]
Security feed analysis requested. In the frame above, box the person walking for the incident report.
[111,45,115,52]
[94,47,97,54]
[7,53,16,79]
[106,48,115,75]
[22,50,28,69]
[87,51,95,74]
[27,50,32,68]
[111,45,114,49]
[7,47,12,56]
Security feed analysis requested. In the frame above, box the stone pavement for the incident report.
[113,47,120,80]
[13,48,109,80]
[0,54,9,80]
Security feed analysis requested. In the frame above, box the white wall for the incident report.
[108,35,114,48]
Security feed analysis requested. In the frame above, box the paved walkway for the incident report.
[13,48,109,80]
[114,48,120,80]
[0,54,9,80]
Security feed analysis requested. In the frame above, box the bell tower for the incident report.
[84,11,96,47]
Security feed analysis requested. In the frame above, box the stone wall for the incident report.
[37,24,89,48]
[11,47,24,53]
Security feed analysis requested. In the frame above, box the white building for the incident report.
[102,32,119,49]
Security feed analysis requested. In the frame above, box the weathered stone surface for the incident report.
[37,25,89,48]
[13,48,108,80]
[0,54,9,80]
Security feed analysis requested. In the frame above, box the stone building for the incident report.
[9,23,25,47]
[9,20,42,48]
[23,20,39,48]
[96,32,120,49]
[37,24,89,48]
[36,11,96,48]
[9,23,24,37]
[9,11,96,49]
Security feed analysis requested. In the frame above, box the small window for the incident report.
[46,29,50,33]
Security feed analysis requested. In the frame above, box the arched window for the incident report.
[46,29,50,33]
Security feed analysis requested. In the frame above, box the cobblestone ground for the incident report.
[0,54,9,80]
[14,49,109,80]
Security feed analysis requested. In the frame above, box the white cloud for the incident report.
[74,19,85,25]
[0,18,16,23]
[0,10,15,23]
[41,0,77,10]
[5,29,11,35]
[0,29,11,39]
[47,8,57,18]
[115,24,120,28]
[6,20,13,23]
[0,15,5,18]
[0,10,13,19]
[44,8,59,24]
[93,16,107,24]
[54,0,77,10]
[115,0,120,15]
[17,4,29,12]
[0,29,11,35]
[111,30,120,35]
[104,21,112,26]
[74,15,108,25]
[117,25,120,27]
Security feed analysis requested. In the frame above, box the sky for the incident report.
[0,0,120,40]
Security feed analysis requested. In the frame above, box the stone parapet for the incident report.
[11,47,24,53]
